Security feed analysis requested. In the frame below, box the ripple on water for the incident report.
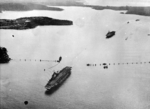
[0,79,10,98]
[75,17,85,27]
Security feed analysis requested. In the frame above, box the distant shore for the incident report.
[0,3,63,12]
[87,5,150,16]
[1,3,150,16]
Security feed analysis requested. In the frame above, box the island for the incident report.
[0,17,73,30]
[0,47,11,63]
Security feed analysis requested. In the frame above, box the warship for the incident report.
[45,66,72,90]
[106,31,116,39]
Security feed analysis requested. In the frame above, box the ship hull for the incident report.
[45,66,71,91]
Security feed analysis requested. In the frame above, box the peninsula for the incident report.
[0,17,73,30]
[0,47,11,63]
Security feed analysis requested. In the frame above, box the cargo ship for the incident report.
[45,66,72,90]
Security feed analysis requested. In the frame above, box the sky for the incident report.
[85,0,150,6]
[0,0,84,3]
[1,0,150,6]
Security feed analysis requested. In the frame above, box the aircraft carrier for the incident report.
[45,66,72,91]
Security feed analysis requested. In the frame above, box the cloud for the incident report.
[0,0,85,5]
[85,0,150,6]
[0,0,87,7]
[1,0,150,6]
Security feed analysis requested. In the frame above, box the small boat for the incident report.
[103,63,107,65]
[45,66,72,90]
[106,31,115,39]
[136,19,140,21]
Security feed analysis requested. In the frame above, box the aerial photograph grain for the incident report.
[0,0,150,109]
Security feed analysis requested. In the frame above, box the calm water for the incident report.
[1,7,150,109]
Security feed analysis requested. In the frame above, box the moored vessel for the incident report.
[45,66,72,90]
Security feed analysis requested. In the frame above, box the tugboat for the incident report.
[106,31,116,39]
[45,66,72,91]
